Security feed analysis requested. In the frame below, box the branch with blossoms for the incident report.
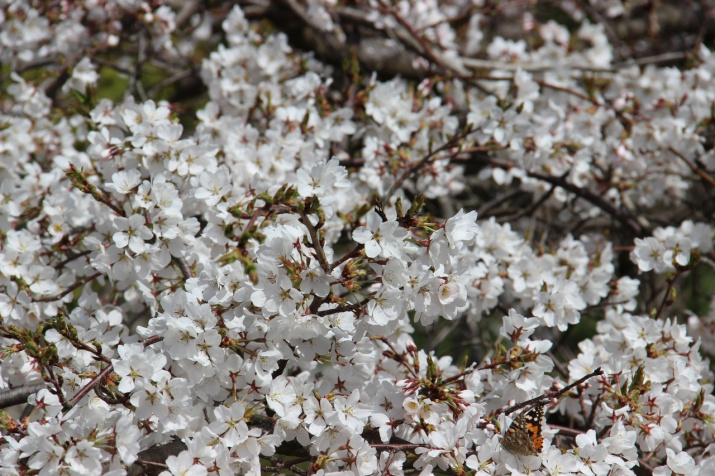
[500,367,604,415]
[2,2,715,476]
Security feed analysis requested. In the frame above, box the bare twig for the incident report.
[526,169,643,236]
[385,128,474,200]
[462,155,644,236]
[32,272,101,303]
[146,68,196,98]
[669,146,715,188]
[503,367,604,415]
[653,276,677,320]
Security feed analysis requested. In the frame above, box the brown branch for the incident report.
[317,299,369,316]
[0,384,47,409]
[385,127,475,200]
[371,442,423,451]
[499,172,567,223]
[298,209,330,272]
[64,335,164,410]
[330,244,364,270]
[502,367,604,415]
[126,440,187,476]
[146,68,196,98]
[64,362,115,410]
[375,0,449,74]
[462,154,644,235]
[54,249,92,269]
[32,272,102,303]
[65,164,125,217]
[669,146,715,188]
[525,169,643,235]
[378,336,419,379]
[172,256,193,280]
[653,276,677,320]
[129,30,150,102]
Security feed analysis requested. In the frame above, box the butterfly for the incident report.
[500,403,545,456]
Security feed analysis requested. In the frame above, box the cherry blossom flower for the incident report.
[112,214,153,253]
[353,212,409,259]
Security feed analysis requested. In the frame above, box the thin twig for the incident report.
[503,367,604,415]
[385,127,474,200]
[65,335,164,410]
[298,210,330,272]
[669,146,715,188]
[146,68,196,97]
[32,272,101,303]
[376,0,449,74]
[462,155,644,235]
[653,276,677,320]
[329,244,364,269]
[499,173,566,223]
[525,170,643,235]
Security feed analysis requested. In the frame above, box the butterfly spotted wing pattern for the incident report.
[500,404,545,456]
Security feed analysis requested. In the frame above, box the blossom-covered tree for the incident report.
[1,1,715,475]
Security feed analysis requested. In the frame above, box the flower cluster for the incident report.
[630,221,713,273]
[1,2,715,476]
